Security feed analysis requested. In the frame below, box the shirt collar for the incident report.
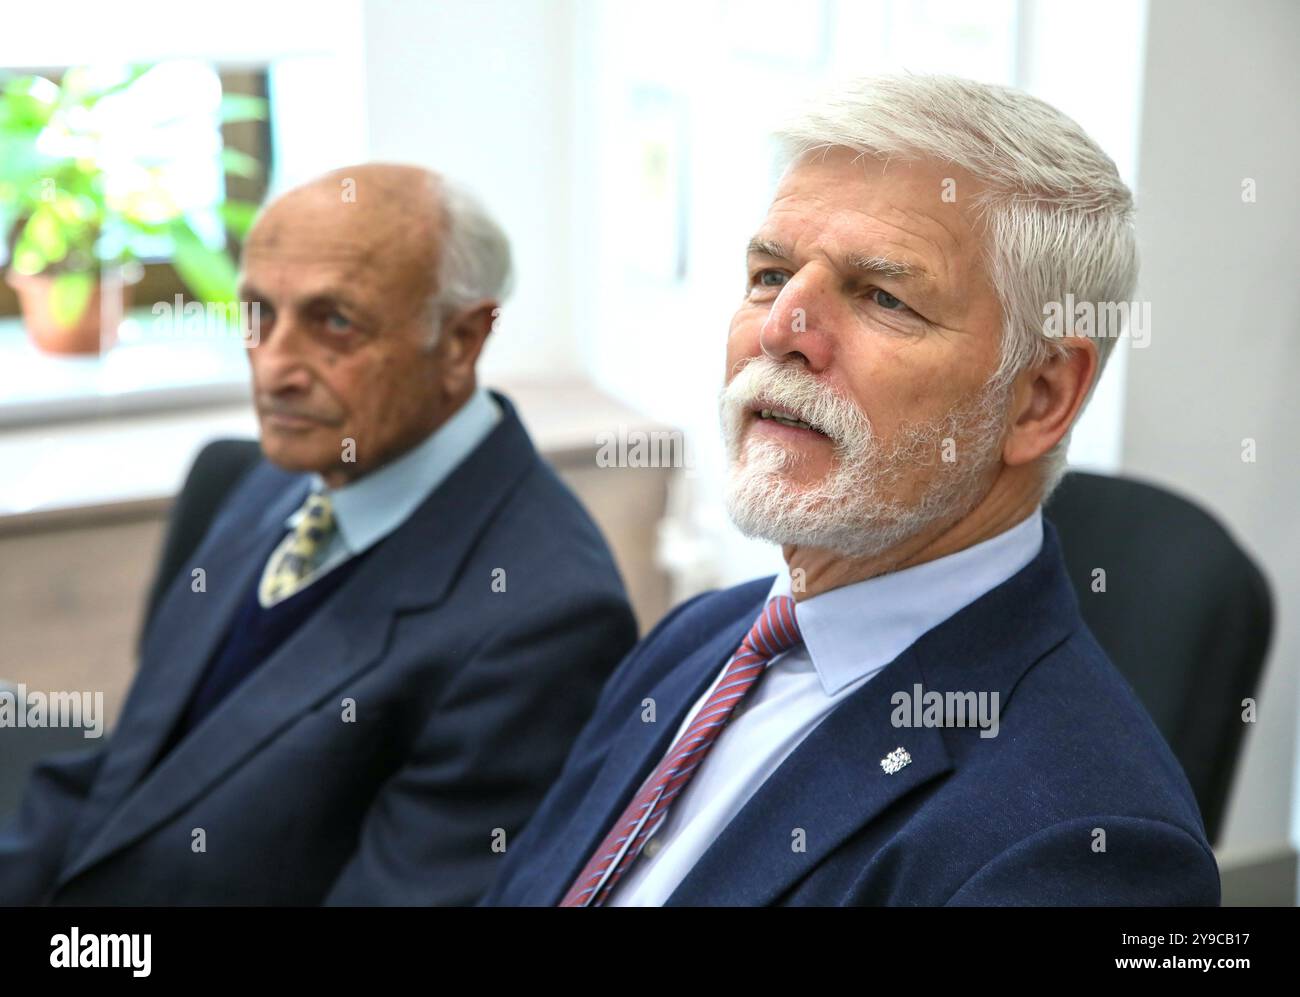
[288,386,501,555]
[767,505,1045,696]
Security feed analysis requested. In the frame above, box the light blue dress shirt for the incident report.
[608,504,1046,905]
[262,387,501,606]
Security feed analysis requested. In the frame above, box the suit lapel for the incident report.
[666,648,952,905]
[521,611,756,905]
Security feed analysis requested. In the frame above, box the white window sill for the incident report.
[0,312,251,429]
[0,370,673,521]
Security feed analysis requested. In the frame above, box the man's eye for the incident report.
[871,288,908,311]
[753,269,788,289]
[324,311,352,332]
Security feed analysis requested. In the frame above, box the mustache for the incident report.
[256,399,342,425]
[720,356,873,450]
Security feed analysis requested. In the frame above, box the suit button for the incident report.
[643,836,663,859]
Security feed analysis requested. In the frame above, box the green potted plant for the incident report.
[0,62,264,354]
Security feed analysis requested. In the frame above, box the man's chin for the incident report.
[726,470,831,533]
[733,457,832,504]
[725,495,862,557]
[257,436,334,476]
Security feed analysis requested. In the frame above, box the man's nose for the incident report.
[249,316,313,394]
[758,267,834,372]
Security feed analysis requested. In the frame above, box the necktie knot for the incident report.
[742,594,801,662]
[259,491,337,607]
[294,492,335,547]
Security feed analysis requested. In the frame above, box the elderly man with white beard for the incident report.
[482,75,1220,907]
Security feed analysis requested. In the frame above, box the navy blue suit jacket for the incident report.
[0,392,638,905]
[483,518,1220,906]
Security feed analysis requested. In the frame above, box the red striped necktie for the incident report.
[560,595,802,906]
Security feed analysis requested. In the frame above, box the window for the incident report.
[0,0,367,430]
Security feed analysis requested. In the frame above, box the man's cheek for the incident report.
[728,312,758,347]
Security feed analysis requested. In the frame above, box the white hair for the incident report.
[429,178,515,328]
[774,74,1139,501]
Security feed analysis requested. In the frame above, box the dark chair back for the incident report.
[1045,470,1273,846]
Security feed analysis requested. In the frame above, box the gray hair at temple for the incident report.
[773,74,1139,501]
[428,177,515,338]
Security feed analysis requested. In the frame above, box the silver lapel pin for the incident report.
[880,746,912,775]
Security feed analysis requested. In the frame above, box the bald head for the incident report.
[238,163,505,487]
[247,163,448,328]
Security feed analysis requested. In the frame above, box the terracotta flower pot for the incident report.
[5,269,133,355]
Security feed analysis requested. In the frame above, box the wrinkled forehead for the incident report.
[765,149,989,276]
[773,148,984,233]
[243,184,443,294]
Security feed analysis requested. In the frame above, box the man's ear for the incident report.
[1002,336,1098,467]
[436,300,499,381]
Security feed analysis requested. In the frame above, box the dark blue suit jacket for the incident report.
[0,392,637,905]
[483,518,1220,906]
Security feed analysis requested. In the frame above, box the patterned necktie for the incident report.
[258,491,336,607]
[560,594,802,907]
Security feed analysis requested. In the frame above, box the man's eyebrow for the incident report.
[846,253,931,281]
[299,290,377,320]
[238,284,375,320]
[300,291,350,308]
[748,238,931,283]
[746,237,790,261]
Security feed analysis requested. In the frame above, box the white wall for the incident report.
[1124,0,1300,870]
[361,0,579,382]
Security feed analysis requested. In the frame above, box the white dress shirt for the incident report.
[607,505,1045,905]
[261,387,501,606]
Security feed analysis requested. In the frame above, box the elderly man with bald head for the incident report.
[0,164,637,905]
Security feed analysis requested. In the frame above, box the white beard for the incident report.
[719,357,1011,559]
